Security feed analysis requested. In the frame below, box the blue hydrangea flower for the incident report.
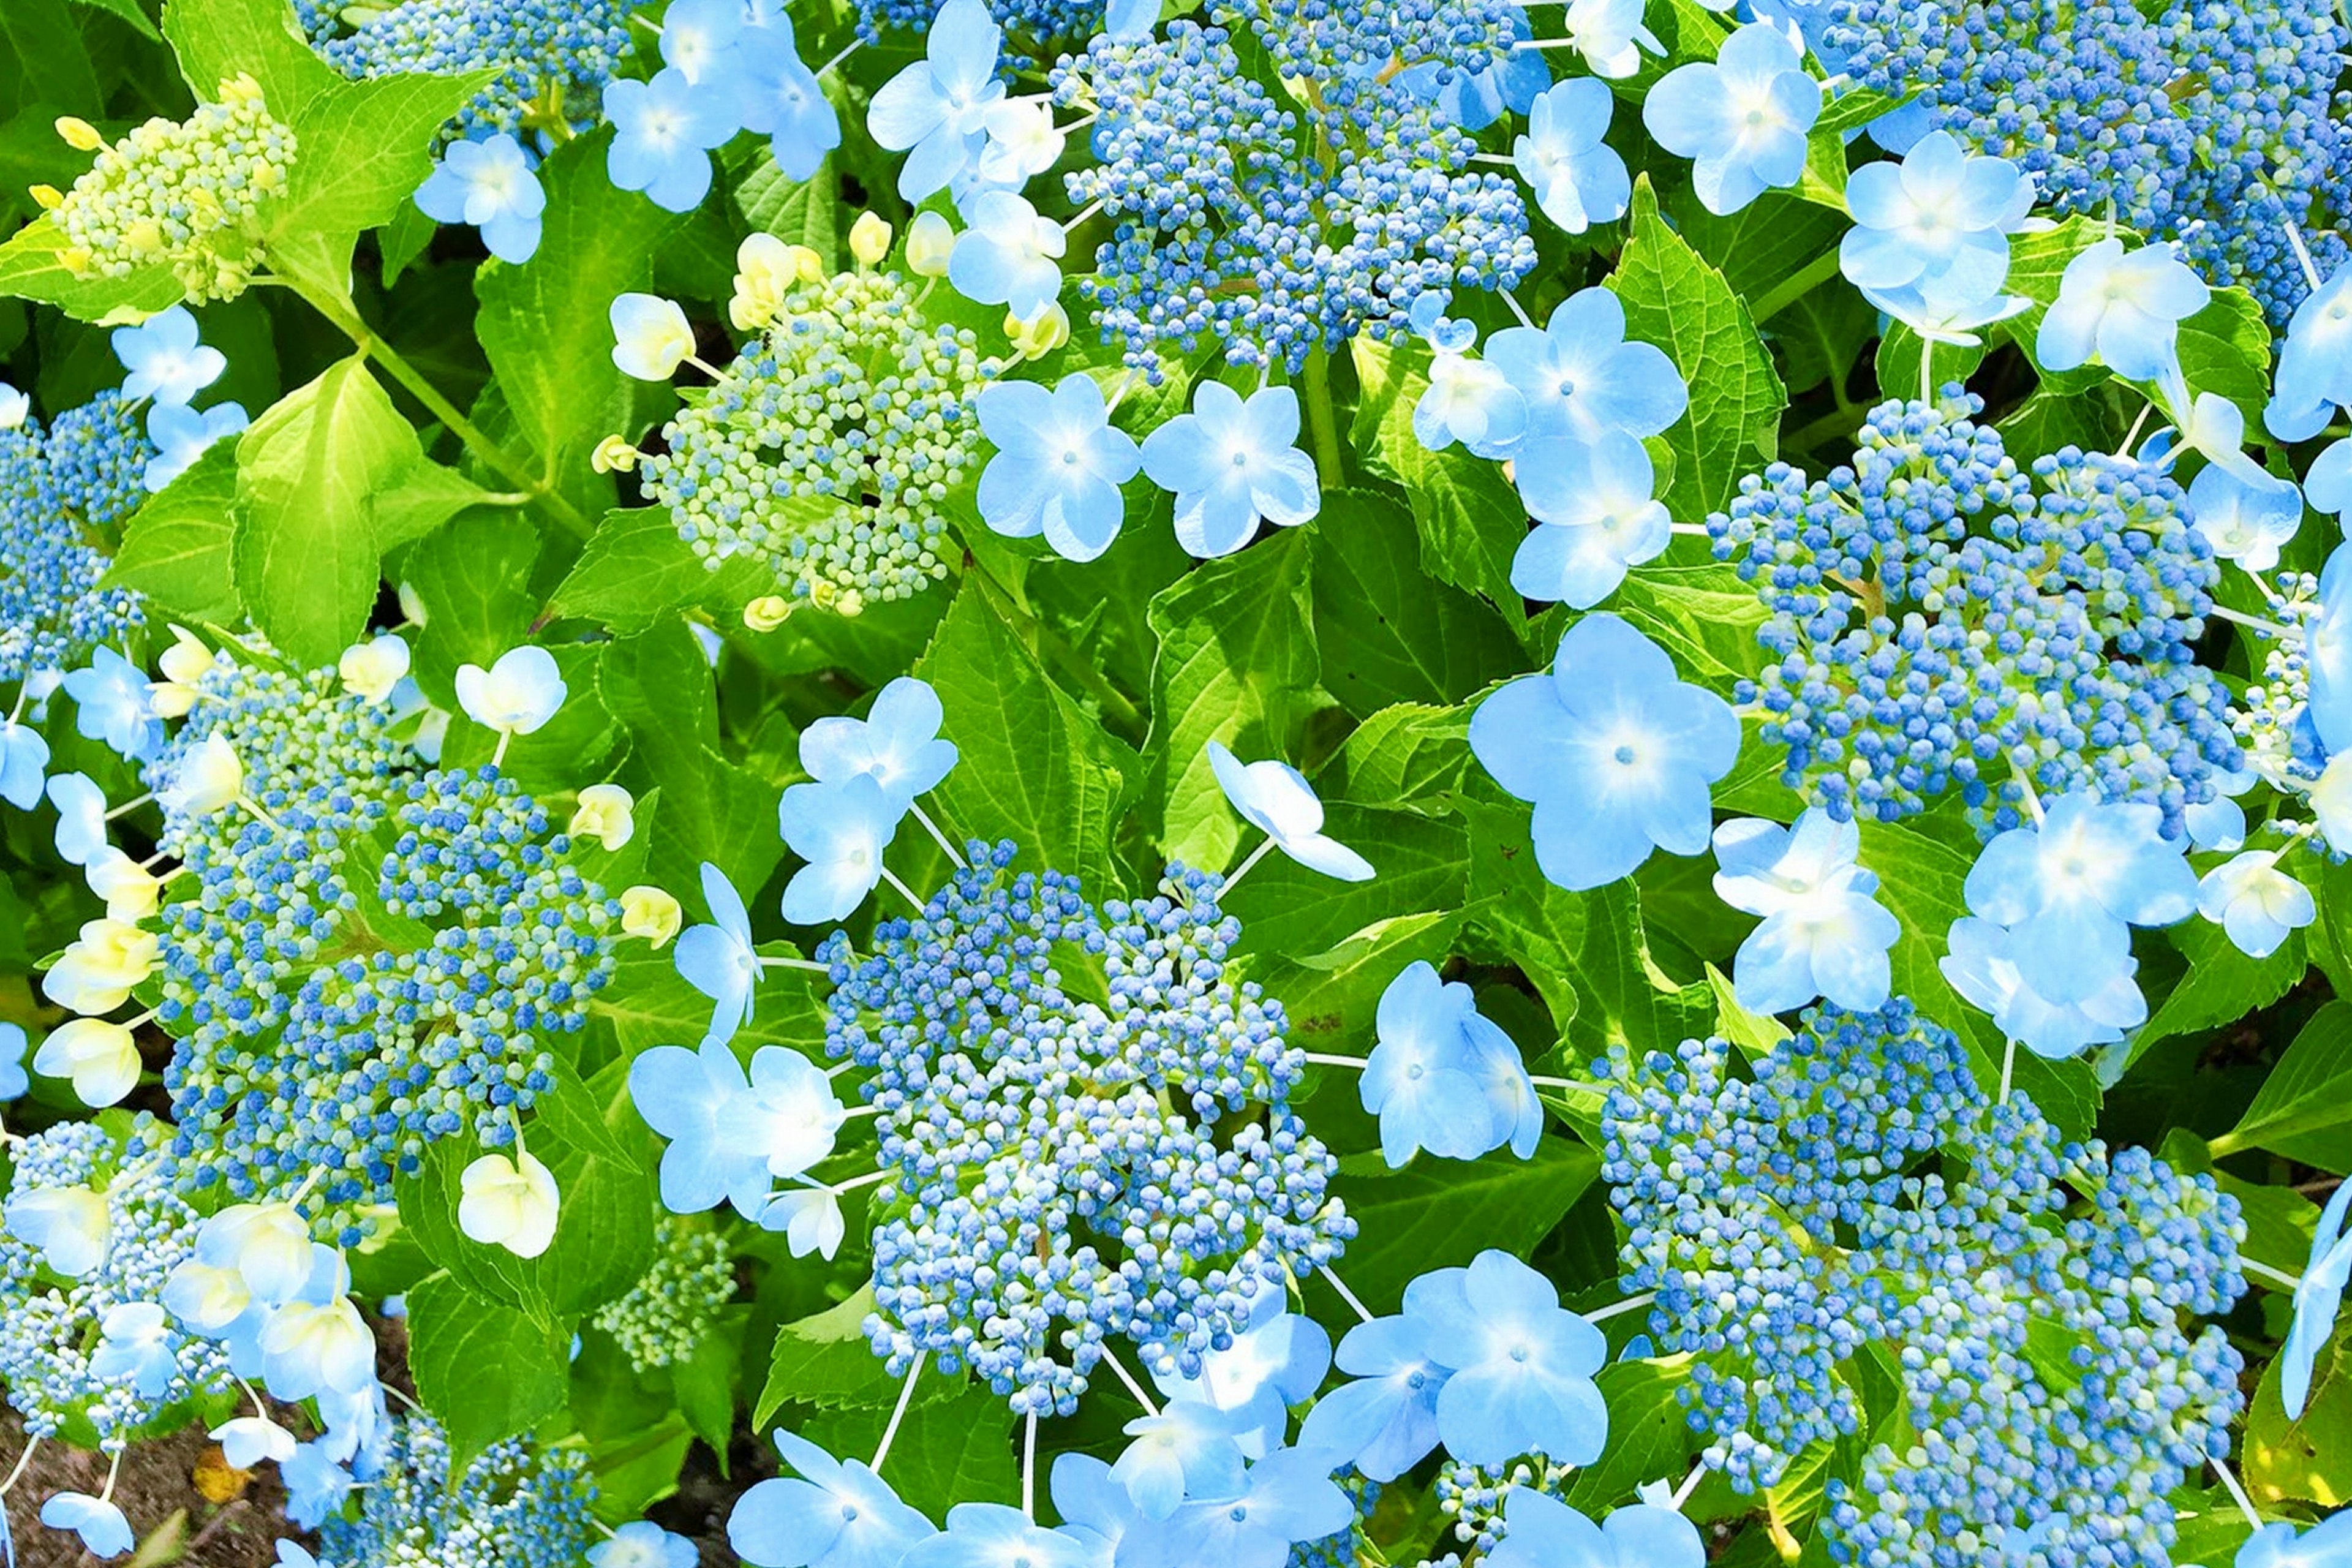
[415,134,546,264]
[40,1493,132,1559]
[1839,130,2030,312]
[1552,0,1662,77]
[606,67,736,213]
[1940,914,2146,1059]
[777,773,900,923]
[1155,1283,1331,1450]
[1963,794,2198,1006]
[717,1046,846,1185]
[1514,78,1629,236]
[0,715,50,809]
[1112,1401,1248,1519]
[1405,10,1550,127]
[279,1441,355,1529]
[2283,1181,2352,1421]
[62,646,162,760]
[111,306,225,407]
[801,677,960,812]
[1412,314,1526,457]
[1711,810,1899,1016]
[1510,431,1668,608]
[2196,850,2316,960]
[1120,1449,1353,1568]
[630,1037,772,1216]
[658,0,745,89]
[1295,1317,1447,1482]
[675,862,762,1041]
[1141,383,1322,558]
[590,1520,700,1568]
[902,1504,1085,1568]
[144,400,247,492]
[944,191,1065,317]
[46,772,107,865]
[1207,741,1373,881]
[868,0,1004,202]
[1401,1250,1608,1466]
[1051,1453,1144,1561]
[976,375,1143,562]
[2240,1516,2352,1568]
[2037,238,2209,383]
[1643,23,1821,214]
[2187,462,2302,573]
[2268,263,2352,441]
[1469,612,1740,891]
[735,17,842,182]
[91,1300,179,1397]
[0,1021,26,1101]
[1361,961,1540,1167]
[1485,287,1686,459]
[1487,1494,1706,1568]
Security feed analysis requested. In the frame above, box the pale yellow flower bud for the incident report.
[850,211,893,267]
[1006,301,1070,361]
[55,117,104,153]
[620,885,682,948]
[569,783,636,851]
[592,434,641,474]
[743,595,795,632]
[907,211,955,279]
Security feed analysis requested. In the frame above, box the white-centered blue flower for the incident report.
[1361,961,1541,1167]
[2196,848,2316,960]
[976,375,1143,562]
[2187,461,2304,573]
[736,17,842,182]
[2282,1181,2352,1421]
[1206,740,1374,882]
[1643,23,1820,215]
[40,1493,133,1559]
[1940,913,2146,1060]
[1711,809,1899,1015]
[1514,78,1630,236]
[111,305,226,406]
[0,713,51,809]
[1556,0,1662,77]
[2037,237,2209,383]
[675,862,762,1042]
[1839,130,2031,313]
[144,400,248,492]
[1962,794,2197,1006]
[729,1430,939,1568]
[1141,382,1321,558]
[800,676,960,812]
[415,134,548,264]
[606,67,739,213]
[90,1301,178,1397]
[2268,262,2352,442]
[454,645,567,742]
[1510,431,1669,608]
[777,772,900,923]
[867,0,1005,202]
[946,190,1065,317]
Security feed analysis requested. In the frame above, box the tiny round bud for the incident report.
[850,211,894,267]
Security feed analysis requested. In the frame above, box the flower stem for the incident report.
[1303,348,1344,492]
[871,1351,927,1476]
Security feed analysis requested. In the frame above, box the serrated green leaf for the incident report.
[102,441,241,624]
[400,508,542,707]
[1226,801,1466,960]
[550,508,780,633]
[1611,557,1768,690]
[755,1286,960,1425]
[406,1271,571,1472]
[1326,1137,1598,1311]
[2213,1001,2352,1174]
[0,214,186,322]
[1309,488,1523,719]
[1611,176,1787,523]
[1317,702,1471,816]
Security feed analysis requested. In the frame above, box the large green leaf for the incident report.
[1308,489,1523,719]
[551,508,782,633]
[102,441,242,625]
[1144,527,1317,867]
[2213,1002,2352,1174]
[1610,176,1787,524]
[406,1270,572,1472]
[1325,1137,1599,1311]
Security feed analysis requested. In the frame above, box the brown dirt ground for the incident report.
[2,1406,288,1568]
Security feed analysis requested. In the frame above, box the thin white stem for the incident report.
[491,730,512,769]
[1471,151,1517,167]
[0,1434,39,1496]
[2008,758,2045,826]
[1501,289,1535,328]
[870,1351,927,1475]
[880,866,927,911]
[2117,399,2155,457]
[2209,603,2302,640]
[910,802,968,870]
[2243,1257,2305,1291]
[1528,1074,1583,1090]
[1322,1268,1377,1325]
[1057,111,1097,135]
[1221,835,1278,895]
[1584,1291,1657,1324]
[1022,1411,1039,1519]
[820,39,861,75]
[1670,1459,1706,1510]
[1106,368,1142,416]
[1513,36,1588,50]
[841,1104,880,1121]
[238,793,288,835]
[686,354,729,380]
[2284,216,2325,292]
[104,791,155,820]
[1063,198,1104,234]
[1100,1348,1161,1415]
[1302,1051,1368,1069]
[97,1444,124,1504]
[1920,336,1934,406]
[6,685,27,725]
[2210,1453,2264,1531]
[758,954,834,974]
[1668,522,1712,537]
[1998,1037,2017,1106]
[827,1169,892,1196]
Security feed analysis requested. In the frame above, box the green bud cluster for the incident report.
[590,1217,736,1371]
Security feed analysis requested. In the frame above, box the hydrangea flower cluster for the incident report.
[1819,0,2350,320]
[306,1415,595,1568]
[637,262,995,614]
[1052,1,1538,373]
[820,847,1355,1414]
[0,1118,236,1448]
[590,1217,737,1371]
[293,0,635,148]
[1599,997,2246,1564]
[1708,393,2235,837]
[0,391,151,686]
[49,77,296,302]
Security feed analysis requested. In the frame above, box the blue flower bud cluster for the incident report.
[310,1414,594,1568]
[293,0,634,149]
[819,845,1355,1416]
[856,0,1098,61]
[1819,0,2349,322]
[1598,997,2246,1564]
[1052,2,1537,375]
[590,1216,737,1372]
[1707,393,2234,839]
[2232,570,2331,791]
[639,266,994,616]
[1433,1453,1571,1559]
[0,391,151,685]
[0,1118,236,1449]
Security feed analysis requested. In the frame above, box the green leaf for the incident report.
[2173,285,2273,429]
[1308,489,1523,719]
[1611,558,1768,690]
[102,442,242,625]
[550,508,780,633]
[732,148,840,271]
[2136,917,2305,1056]
[400,510,541,708]
[1348,335,1529,617]
[406,1271,571,1472]
[915,578,1134,895]
[1325,1137,1599,1311]
[755,1286,967,1426]
[1610,176,1787,523]
[799,1381,1019,1518]
[1562,1359,1706,1512]
[1317,702,1470,816]
[164,0,343,124]
[1144,529,1317,867]
[230,355,485,665]
[2247,1330,2352,1508]
[595,943,825,1058]
[2213,1002,2352,1174]
[4,0,105,105]
[1256,910,1466,1057]
[477,132,680,515]
[1225,802,1466,960]
[0,215,186,323]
